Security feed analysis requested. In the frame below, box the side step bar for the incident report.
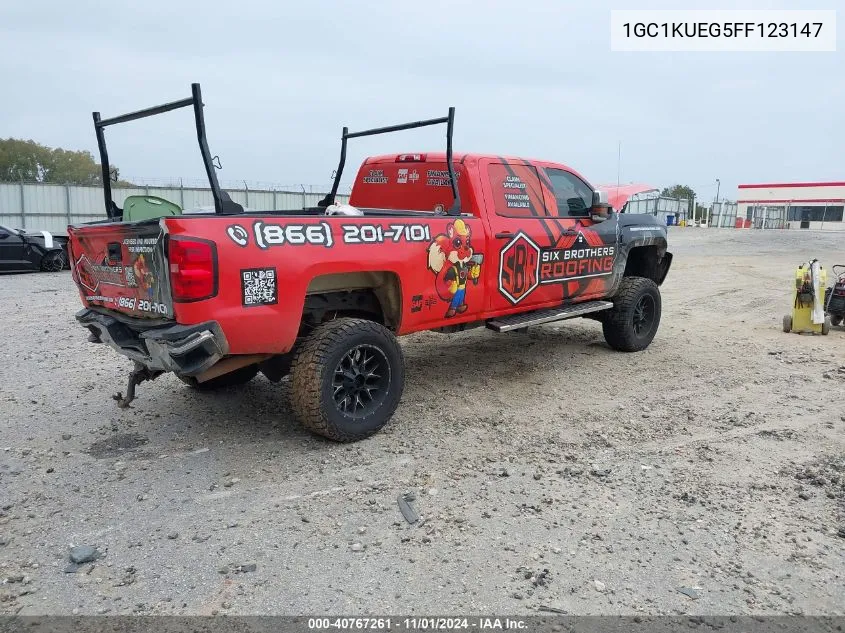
[486,301,614,333]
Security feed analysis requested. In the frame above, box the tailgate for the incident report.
[68,220,173,319]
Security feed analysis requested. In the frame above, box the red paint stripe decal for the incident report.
[738,198,845,204]
[738,182,845,189]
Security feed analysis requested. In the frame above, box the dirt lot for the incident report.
[1,228,843,616]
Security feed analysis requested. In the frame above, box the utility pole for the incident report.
[615,141,622,207]
[616,141,621,191]
[712,178,720,227]
[691,191,695,226]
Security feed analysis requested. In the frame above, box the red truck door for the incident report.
[480,159,619,315]
[480,159,568,313]
[538,165,620,301]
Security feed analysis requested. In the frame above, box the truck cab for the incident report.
[348,153,669,325]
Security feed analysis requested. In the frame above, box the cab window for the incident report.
[544,168,592,217]
[348,162,473,213]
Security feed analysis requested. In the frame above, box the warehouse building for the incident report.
[736,181,845,230]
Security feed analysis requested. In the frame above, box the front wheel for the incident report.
[602,277,662,352]
[290,318,404,442]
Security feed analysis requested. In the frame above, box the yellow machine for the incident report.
[783,260,831,335]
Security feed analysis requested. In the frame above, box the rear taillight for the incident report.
[168,237,217,302]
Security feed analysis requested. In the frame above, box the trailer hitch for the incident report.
[113,362,164,409]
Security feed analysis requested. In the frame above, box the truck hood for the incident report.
[594,184,659,213]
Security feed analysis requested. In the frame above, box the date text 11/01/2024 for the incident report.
[307,617,528,630]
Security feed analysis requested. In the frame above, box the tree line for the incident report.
[661,184,709,218]
[0,138,131,186]
[3,138,711,214]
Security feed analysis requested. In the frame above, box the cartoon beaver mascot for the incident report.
[426,219,482,318]
[132,254,155,297]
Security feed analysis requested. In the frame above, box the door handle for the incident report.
[495,232,516,239]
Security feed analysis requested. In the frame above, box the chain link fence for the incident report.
[0,180,350,235]
[624,196,690,225]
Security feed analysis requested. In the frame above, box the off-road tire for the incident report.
[822,315,831,335]
[179,364,259,390]
[783,315,793,333]
[41,250,65,272]
[290,318,404,442]
[602,276,662,352]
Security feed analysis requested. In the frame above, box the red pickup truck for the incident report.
[68,85,672,442]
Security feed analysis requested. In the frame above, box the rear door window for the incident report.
[487,163,548,218]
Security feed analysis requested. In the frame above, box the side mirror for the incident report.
[591,190,612,222]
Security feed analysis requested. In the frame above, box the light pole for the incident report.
[714,178,720,226]
[691,191,695,226]
[616,141,621,196]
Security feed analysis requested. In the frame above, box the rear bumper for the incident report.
[76,308,229,376]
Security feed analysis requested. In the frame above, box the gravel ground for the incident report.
[1,228,844,616]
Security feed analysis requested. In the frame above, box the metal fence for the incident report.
[748,204,787,230]
[709,202,790,229]
[709,201,739,228]
[0,181,350,235]
[624,196,690,224]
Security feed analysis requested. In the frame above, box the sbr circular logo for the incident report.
[498,232,540,304]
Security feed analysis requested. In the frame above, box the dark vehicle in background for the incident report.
[0,225,67,273]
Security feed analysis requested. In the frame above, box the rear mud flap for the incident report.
[113,361,164,408]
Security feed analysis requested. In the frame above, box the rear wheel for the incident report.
[40,250,65,272]
[290,317,404,442]
[831,315,843,327]
[179,364,259,390]
[822,315,831,335]
[602,277,662,352]
[783,315,793,333]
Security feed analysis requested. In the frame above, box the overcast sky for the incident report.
[1,0,843,201]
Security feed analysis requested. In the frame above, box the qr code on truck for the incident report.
[241,267,277,307]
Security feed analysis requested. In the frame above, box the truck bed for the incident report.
[192,207,473,219]
[75,207,473,229]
